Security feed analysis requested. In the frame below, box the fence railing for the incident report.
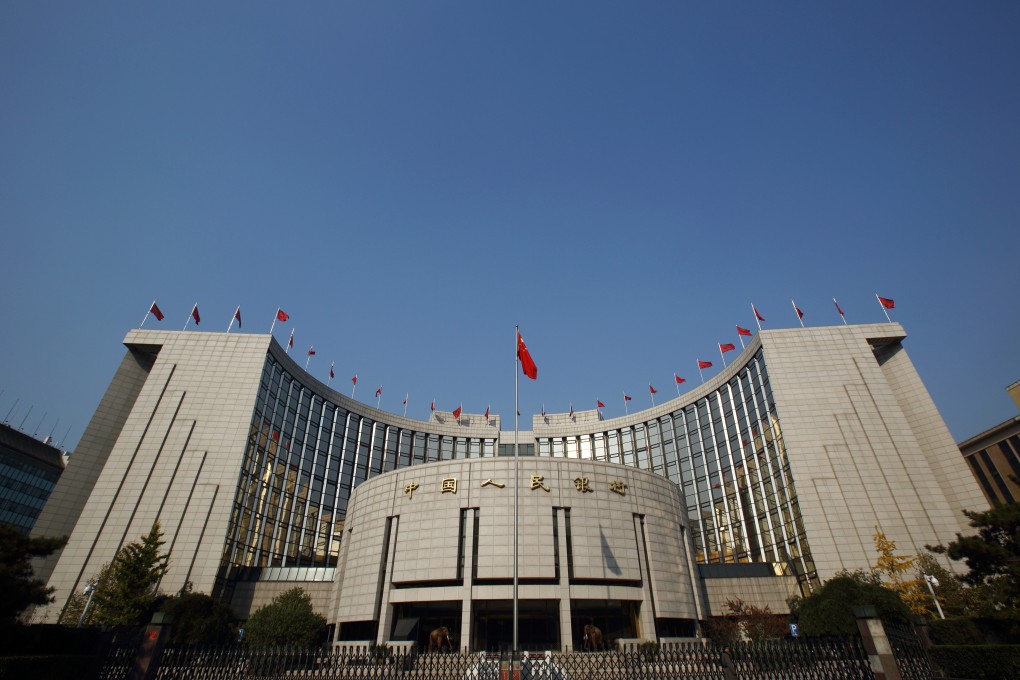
[96,638,879,680]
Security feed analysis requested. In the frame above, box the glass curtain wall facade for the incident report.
[536,349,816,587]
[221,354,497,581]
[221,348,815,589]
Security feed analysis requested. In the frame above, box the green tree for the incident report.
[90,522,170,627]
[0,525,66,625]
[160,590,238,645]
[243,588,326,647]
[795,570,910,637]
[873,528,929,616]
[59,561,114,626]
[914,553,988,618]
[929,502,1020,615]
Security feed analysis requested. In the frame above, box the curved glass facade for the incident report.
[223,346,815,588]
[535,349,815,586]
[222,353,498,575]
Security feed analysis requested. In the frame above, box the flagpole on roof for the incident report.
[791,300,805,328]
[227,306,240,333]
[751,303,762,332]
[286,329,294,354]
[270,308,281,334]
[513,324,520,654]
[328,362,334,387]
[623,392,629,415]
[352,375,357,399]
[674,375,682,397]
[719,344,727,367]
[403,393,408,418]
[649,385,656,407]
[141,300,156,328]
[698,361,706,384]
[184,305,197,332]
[876,293,893,322]
[834,298,848,325]
[376,387,382,409]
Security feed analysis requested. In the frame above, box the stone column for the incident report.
[855,606,902,680]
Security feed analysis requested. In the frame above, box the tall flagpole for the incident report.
[328,362,334,387]
[183,303,197,331]
[403,393,408,418]
[674,375,682,397]
[623,392,629,415]
[751,303,762,331]
[698,362,706,383]
[270,308,280,334]
[513,325,520,654]
[352,375,357,399]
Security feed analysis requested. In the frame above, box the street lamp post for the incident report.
[76,581,97,628]
[923,574,946,620]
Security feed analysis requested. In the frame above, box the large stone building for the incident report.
[30,323,985,650]
[958,379,1020,505]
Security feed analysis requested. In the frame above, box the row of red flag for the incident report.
[139,294,896,419]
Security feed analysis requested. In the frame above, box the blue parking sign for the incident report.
[789,623,799,637]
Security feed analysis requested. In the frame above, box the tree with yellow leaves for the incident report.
[873,527,931,617]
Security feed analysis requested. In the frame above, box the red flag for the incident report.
[452,405,462,419]
[624,394,632,401]
[149,302,165,321]
[720,343,736,353]
[753,306,765,322]
[329,364,335,379]
[288,330,294,348]
[307,347,316,356]
[352,375,357,385]
[649,385,658,395]
[878,296,895,309]
[403,395,408,405]
[375,386,382,397]
[597,400,605,408]
[191,305,201,325]
[698,360,713,369]
[517,331,538,380]
[795,305,804,320]
[736,325,752,337]
[541,404,546,416]
[276,308,289,322]
[484,405,490,419]
[430,399,435,411]
[674,373,686,384]
[834,298,846,317]
[234,307,242,327]
[569,403,574,417]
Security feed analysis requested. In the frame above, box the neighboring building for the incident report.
[958,380,1020,505]
[31,323,985,649]
[0,422,66,533]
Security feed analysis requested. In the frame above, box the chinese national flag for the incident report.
[649,385,657,395]
[308,347,316,356]
[624,394,632,401]
[288,331,294,348]
[234,307,242,327]
[484,405,490,419]
[674,373,685,384]
[834,299,846,317]
[795,305,804,320]
[329,365,335,379]
[878,296,895,309]
[150,302,165,321]
[191,305,201,325]
[698,360,713,369]
[597,400,605,408]
[753,306,765,322]
[352,375,357,385]
[376,386,382,397]
[517,331,538,380]
[452,405,462,419]
[736,326,752,337]
[569,403,574,417]
[430,400,435,411]
[720,343,736,353]
[276,309,290,322]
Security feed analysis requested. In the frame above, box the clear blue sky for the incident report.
[2,2,1018,451]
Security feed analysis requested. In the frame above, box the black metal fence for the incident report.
[97,638,880,680]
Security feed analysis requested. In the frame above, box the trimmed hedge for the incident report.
[0,654,104,680]
[928,618,985,645]
[929,645,1020,680]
